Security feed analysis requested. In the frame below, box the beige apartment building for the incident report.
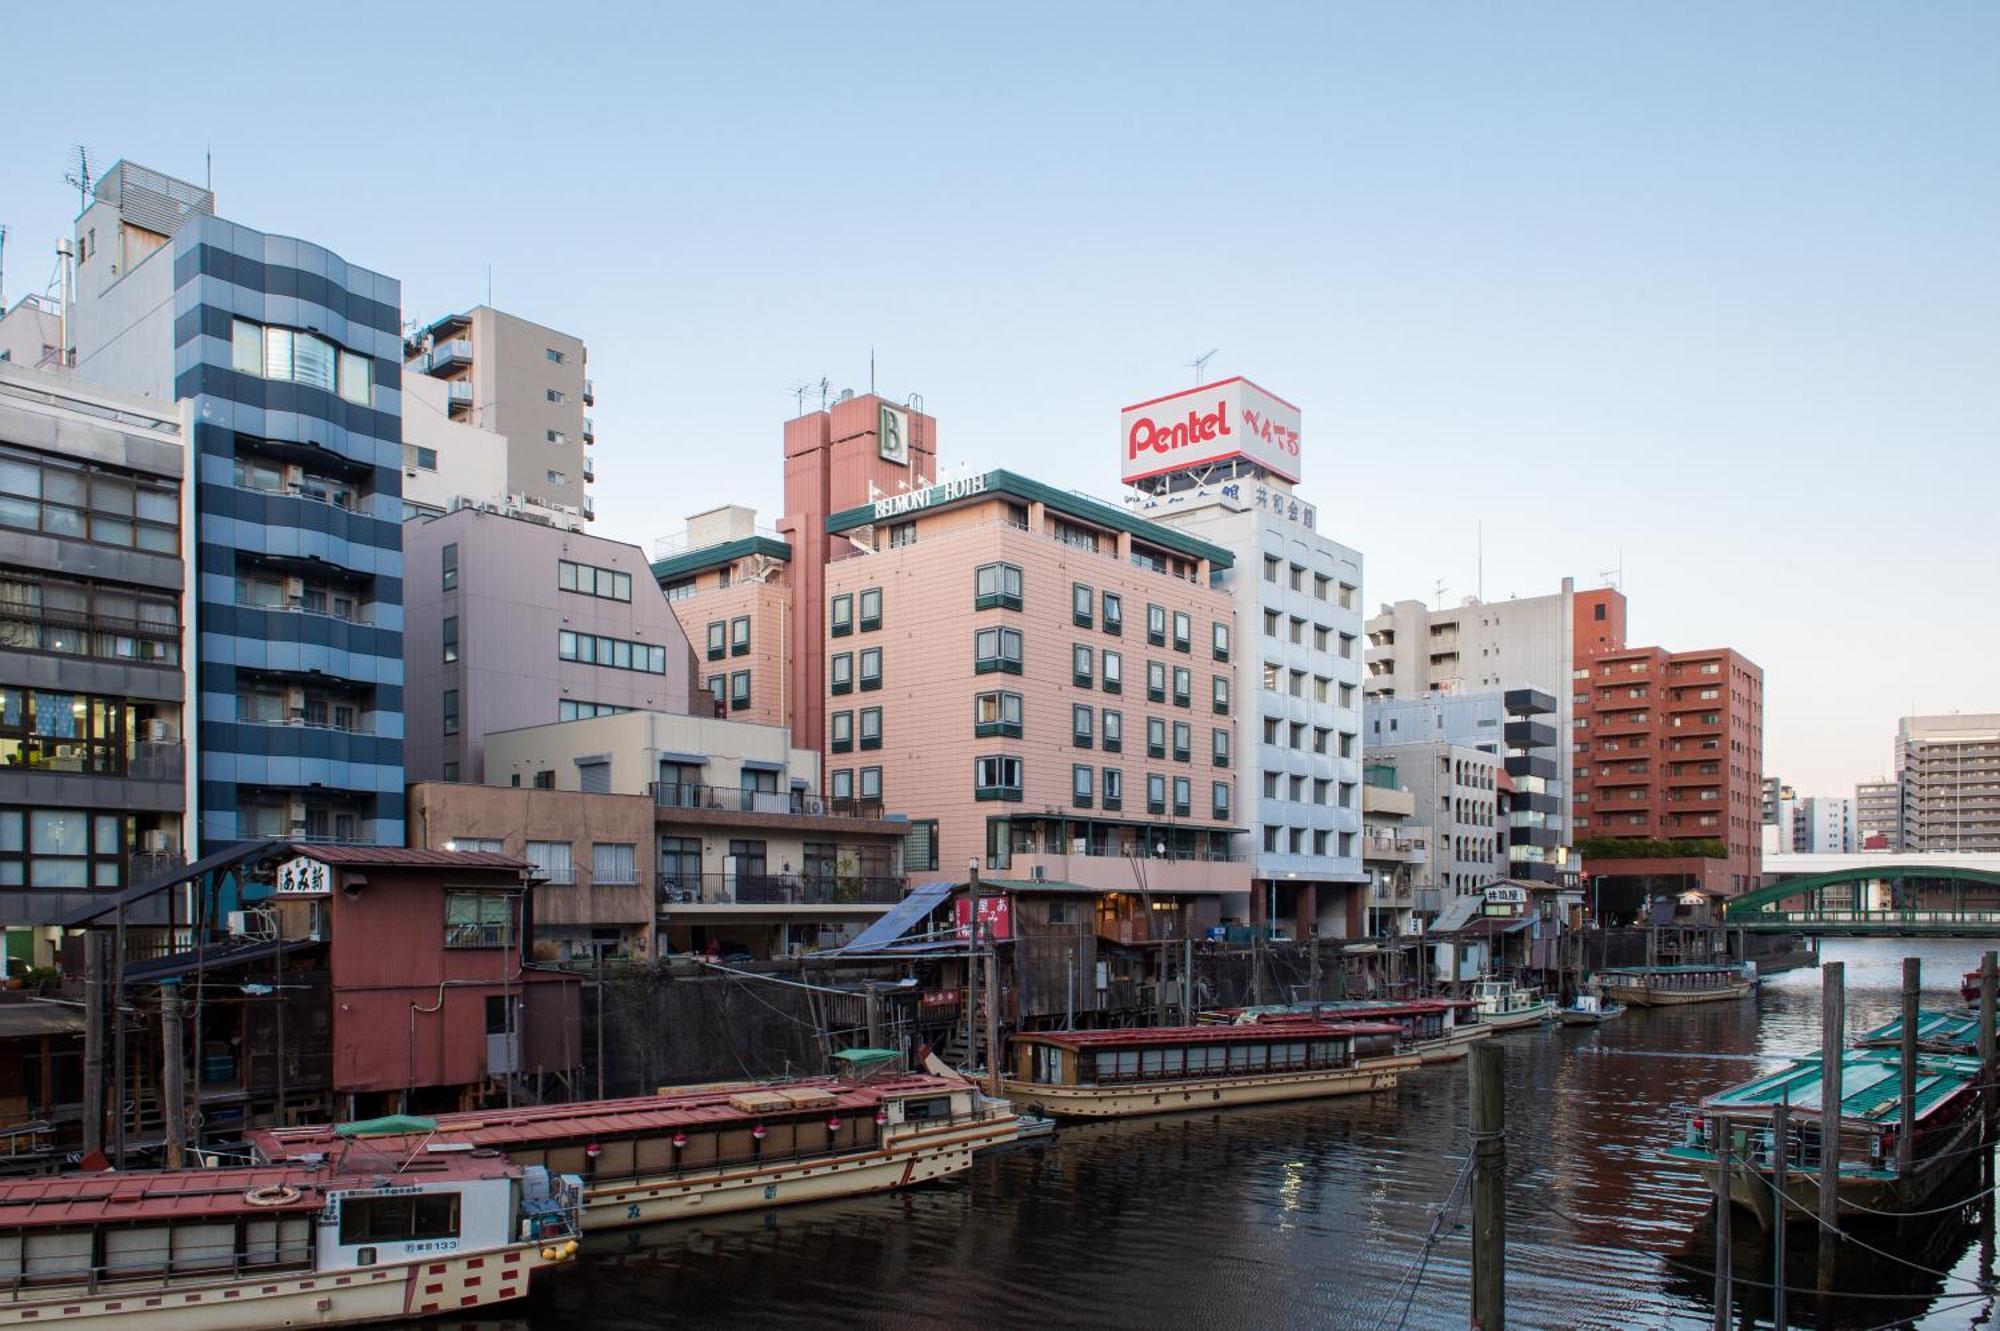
[652,505,795,729]
[1897,713,2000,852]
[819,470,1248,909]
[405,305,594,523]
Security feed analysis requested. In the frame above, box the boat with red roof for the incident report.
[250,1054,1016,1237]
[0,1144,579,1329]
[1002,1021,1418,1120]
[1202,998,1493,1064]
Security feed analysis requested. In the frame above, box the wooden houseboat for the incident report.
[1600,963,1754,1008]
[1854,1009,1994,1057]
[1665,1049,1984,1229]
[1209,999,1492,1064]
[252,1068,1015,1237]
[1002,1021,1417,1120]
[0,1151,579,1329]
[1469,978,1555,1030]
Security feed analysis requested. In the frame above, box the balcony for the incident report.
[582,456,595,483]
[650,782,885,822]
[583,378,595,406]
[1504,719,1557,750]
[427,339,472,374]
[1004,851,1251,896]
[1362,784,1414,818]
[1363,831,1427,863]
[657,872,905,908]
[234,596,374,627]
[446,380,474,411]
[582,417,595,444]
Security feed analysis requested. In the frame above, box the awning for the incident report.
[739,759,786,773]
[657,751,708,765]
[0,1004,85,1040]
[827,881,955,953]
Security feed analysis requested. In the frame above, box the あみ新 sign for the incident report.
[1120,377,1301,484]
[274,855,331,897]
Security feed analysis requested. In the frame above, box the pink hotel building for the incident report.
[819,471,1250,906]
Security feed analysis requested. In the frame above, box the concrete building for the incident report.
[1572,643,1764,896]
[404,306,593,525]
[1366,742,1503,895]
[819,470,1252,920]
[0,364,189,968]
[459,709,909,958]
[0,295,63,372]
[1789,795,1854,854]
[1360,766,1426,936]
[1856,779,1901,850]
[66,160,406,848]
[1133,437,1368,939]
[402,506,697,784]
[1896,714,2000,852]
[651,506,794,728]
[397,372,512,522]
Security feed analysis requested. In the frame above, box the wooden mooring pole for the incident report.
[1981,950,1997,1294]
[1712,1112,1732,1331]
[1897,957,1920,1179]
[1470,1042,1505,1331]
[1817,960,1844,1292]
[1771,1099,1789,1331]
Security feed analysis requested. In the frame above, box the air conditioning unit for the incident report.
[1030,864,1048,882]
[226,911,250,936]
[142,830,170,853]
[143,719,169,742]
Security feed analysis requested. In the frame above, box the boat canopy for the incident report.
[1699,1050,1981,1128]
[1018,1021,1404,1051]
[832,1048,902,1067]
[1856,1009,1992,1053]
[334,1114,440,1138]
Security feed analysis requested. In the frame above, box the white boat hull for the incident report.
[1605,980,1753,1007]
[1003,1055,1418,1120]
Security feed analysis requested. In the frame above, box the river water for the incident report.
[498,938,2000,1330]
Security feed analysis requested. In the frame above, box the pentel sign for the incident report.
[1120,377,1302,484]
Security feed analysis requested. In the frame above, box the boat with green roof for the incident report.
[1665,1048,1985,1229]
[1854,1009,1996,1058]
[1600,962,1754,1007]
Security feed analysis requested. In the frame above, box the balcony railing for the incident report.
[233,596,374,626]
[447,380,474,408]
[650,782,884,820]
[657,872,905,907]
[427,339,473,373]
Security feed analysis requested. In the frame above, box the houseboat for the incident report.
[0,1151,579,1329]
[1210,999,1492,1064]
[1557,992,1625,1027]
[252,1066,1015,1237]
[1469,977,1556,1030]
[1960,969,1993,1008]
[1001,1021,1416,1120]
[1855,1009,1994,1057]
[1600,963,1754,1007]
[1665,1049,1985,1229]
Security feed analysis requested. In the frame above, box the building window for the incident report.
[1102,708,1123,753]
[1263,555,1280,584]
[1073,643,1094,687]
[859,647,882,690]
[1212,727,1230,767]
[1147,604,1166,646]
[706,621,726,660]
[558,560,632,602]
[729,670,751,710]
[906,819,939,872]
[1213,675,1231,715]
[1148,717,1167,759]
[663,578,695,602]
[1147,774,1167,815]
[859,766,883,800]
[533,769,556,790]
[858,587,882,631]
[730,616,751,655]
[1051,517,1100,552]
[830,593,853,636]
[859,707,882,750]
[412,447,438,472]
[886,521,917,548]
[974,690,1024,738]
[1172,721,1191,763]
[1073,704,1094,748]
[831,652,854,693]
[974,562,1024,611]
[975,755,1024,801]
[441,543,458,590]
[974,627,1023,675]
[1072,764,1094,809]
[441,616,458,663]
[1172,666,1191,708]
[442,762,460,782]
[1102,649,1123,693]
[0,445,180,555]
[1146,660,1166,703]
[444,892,515,949]
[1172,611,1191,653]
[1102,767,1124,811]
[704,674,726,706]
[442,689,459,735]
[546,348,566,364]
[831,769,853,800]
[1102,592,1123,636]
[1213,782,1230,820]
[558,630,667,673]
[1263,609,1280,638]
[231,317,372,405]
[592,842,638,886]
[1212,621,1230,661]
[1073,583,1094,628]
[831,710,854,752]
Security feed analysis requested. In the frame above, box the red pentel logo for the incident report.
[1240,406,1300,456]
[1128,399,1231,459]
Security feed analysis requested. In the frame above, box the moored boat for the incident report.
[1001,1021,1416,1120]
[1854,1009,1995,1057]
[1600,963,1754,1008]
[1664,1049,1984,1230]
[1469,977,1556,1030]
[1213,999,1493,1064]
[252,1060,1014,1237]
[1557,992,1625,1027]
[0,1151,579,1329]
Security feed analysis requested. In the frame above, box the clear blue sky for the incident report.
[5,2,1995,800]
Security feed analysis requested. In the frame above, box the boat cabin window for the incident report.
[338,1192,461,1246]
[902,1095,956,1122]
[1030,1045,1066,1083]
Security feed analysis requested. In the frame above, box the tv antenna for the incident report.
[0,225,8,308]
[63,146,94,215]
[1433,578,1447,610]
[784,381,813,415]
[1189,348,1219,385]
[1600,549,1624,591]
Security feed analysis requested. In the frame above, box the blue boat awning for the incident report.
[828,881,955,953]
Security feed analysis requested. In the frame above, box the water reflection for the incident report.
[464,941,2000,1329]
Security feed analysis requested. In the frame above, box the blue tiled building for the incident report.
[71,162,406,848]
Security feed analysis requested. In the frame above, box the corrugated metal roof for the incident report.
[1702,1050,1981,1127]
[1017,1022,1404,1050]
[0,1003,86,1039]
[298,846,528,870]
[1856,1009,1990,1054]
[827,880,953,953]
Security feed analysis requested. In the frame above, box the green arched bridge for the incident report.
[1726,856,2000,935]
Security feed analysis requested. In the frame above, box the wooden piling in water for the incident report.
[1817,960,1844,1292]
[1470,1041,1505,1331]
[1898,957,1920,1178]
[1712,1111,1732,1331]
[1772,1100,1789,1331]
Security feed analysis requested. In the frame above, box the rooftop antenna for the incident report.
[63,146,94,216]
[785,381,813,415]
[485,265,493,307]
[1189,348,1218,386]
[0,224,8,309]
[870,347,876,396]
[1433,578,1447,611]
[818,377,830,411]
[1600,549,1624,592]
[1477,521,1484,602]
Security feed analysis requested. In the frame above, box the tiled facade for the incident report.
[820,472,1246,906]
[655,533,793,730]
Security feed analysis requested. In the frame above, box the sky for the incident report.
[3,2,1995,799]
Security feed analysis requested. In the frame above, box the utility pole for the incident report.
[864,981,883,1049]
[1772,1098,1789,1331]
[964,860,981,1079]
[82,930,104,1157]
[1184,935,1194,1020]
[1469,1042,1505,1331]
[1897,957,1919,1177]
[1310,933,1321,1003]
[1712,1112,1732,1331]
[1817,961,1844,1290]
[985,940,1002,1097]
[160,980,187,1168]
